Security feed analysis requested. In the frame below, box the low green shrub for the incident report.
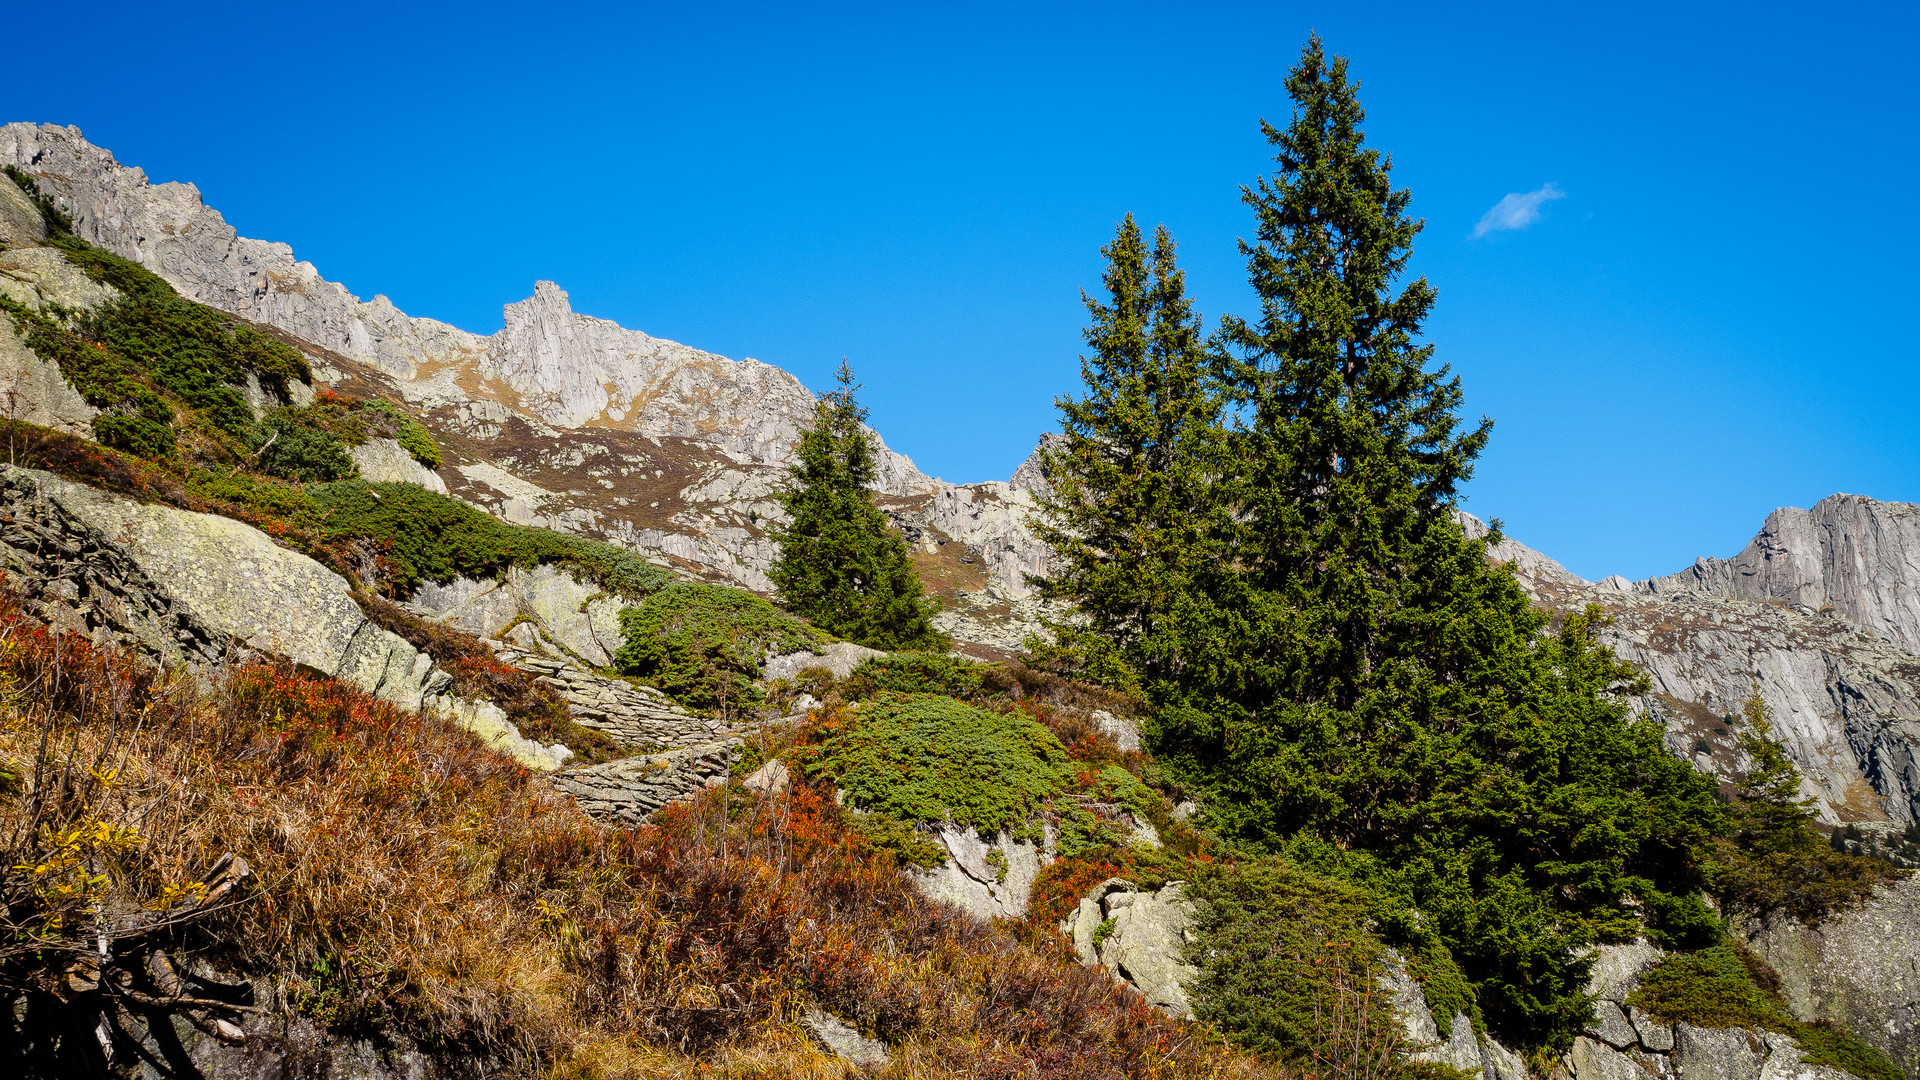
[843,650,985,699]
[808,694,1070,834]
[613,582,824,712]
[307,481,673,599]
[846,810,947,869]
[1627,945,1773,1029]
[255,411,358,483]
[1186,858,1399,1064]
[277,394,440,469]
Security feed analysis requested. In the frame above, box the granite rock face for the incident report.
[346,436,447,493]
[1384,937,1861,1080]
[763,640,886,683]
[0,170,46,246]
[1741,874,1920,1075]
[908,822,1052,921]
[1471,507,1920,828]
[1650,495,1920,655]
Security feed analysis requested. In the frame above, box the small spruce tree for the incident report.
[1030,215,1229,689]
[1713,690,1894,924]
[769,361,944,650]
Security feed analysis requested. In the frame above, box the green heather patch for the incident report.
[1629,946,1900,1080]
[308,481,673,599]
[255,410,358,483]
[809,695,1070,835]
[613,582,825,712]
[273,394,441,469]
[843,650,986,700]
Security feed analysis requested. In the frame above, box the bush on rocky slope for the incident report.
[265,389,442,470]
[3,167,308,457]
[807,695,1072,834]
[306,480,673,599]
[0,583,1275,1078]
[614,582,824,713]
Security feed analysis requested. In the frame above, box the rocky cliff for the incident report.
[1467,504,1920,832]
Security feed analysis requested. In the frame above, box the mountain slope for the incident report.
[0,122,1058,650]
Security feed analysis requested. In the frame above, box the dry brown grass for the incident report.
[0,581,1282,1079]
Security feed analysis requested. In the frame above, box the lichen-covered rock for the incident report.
[909,822,1050,920]
[1062,878,1198,1017]
[32,469,385,681]
[801,1007,888,1066]
[0,466,229,666]
[763,640,886,683]
[431,694,571,771]
[1672,1024,1769,1080]
[1569,1035,1662,1080]
[1741,874,1920,1075]
[0,244,118,312]
[408,564,624,666]
[346,436,447,493]
[5,467,578,771]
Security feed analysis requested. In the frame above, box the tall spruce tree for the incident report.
[769,361,943,650]
[1030,216,1228,689]
[1046,38,1725,1049]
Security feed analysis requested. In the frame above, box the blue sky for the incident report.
[8,1,1915,580]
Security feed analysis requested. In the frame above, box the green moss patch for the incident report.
[808,695,1070,834]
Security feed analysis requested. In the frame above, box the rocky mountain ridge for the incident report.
[0,122,1055,648]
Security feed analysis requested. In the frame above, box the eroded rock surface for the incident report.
[1062,878,1198,1016]
[550,738,741,825]
[1741,875,1920,1075]
[908,823,1052,921]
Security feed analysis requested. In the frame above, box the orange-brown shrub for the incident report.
[0,581,1279,1079]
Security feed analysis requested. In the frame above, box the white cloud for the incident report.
[1471,183,1566,238]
